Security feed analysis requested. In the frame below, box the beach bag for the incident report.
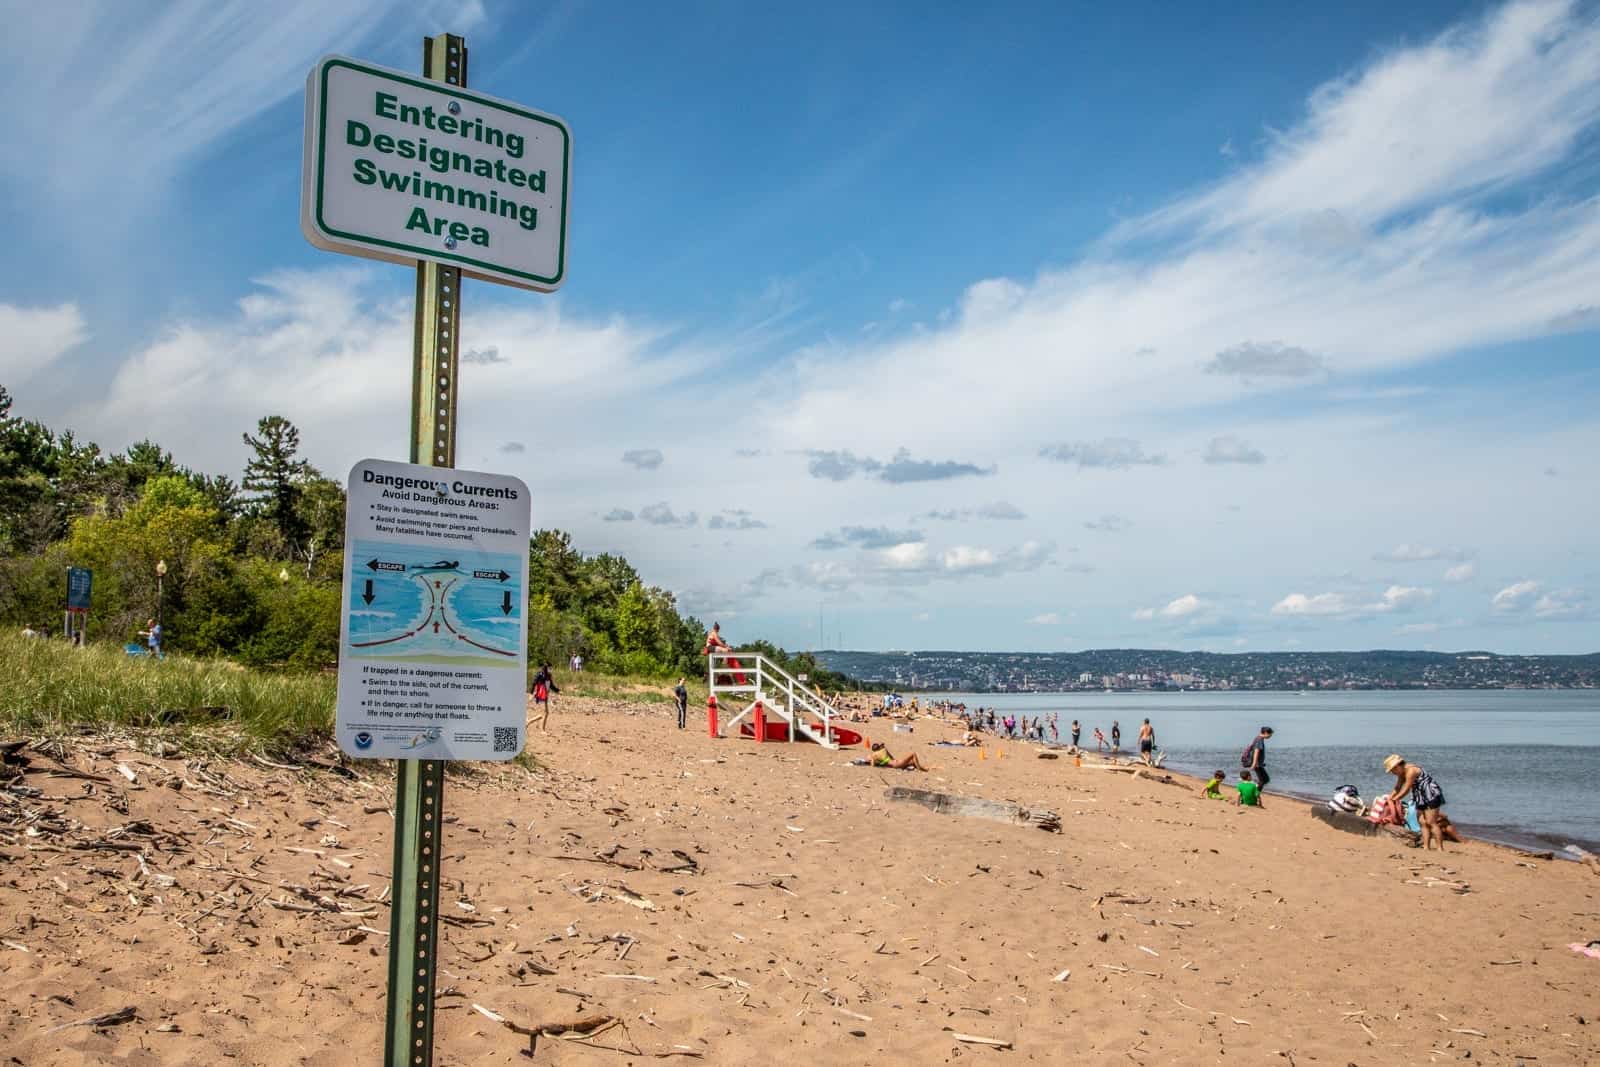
[1239,743,1255,769]
[1368,795,1401,825]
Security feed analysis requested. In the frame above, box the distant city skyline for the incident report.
[2,0,1596,653]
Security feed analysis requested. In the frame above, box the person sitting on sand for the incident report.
[960,731,982,747]
[1201,769,1226,799]
[869,741,927,771]
[1383,754,1449,851]
[1234,769,1263,808]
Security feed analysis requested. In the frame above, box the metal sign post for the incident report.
[387,33,464,1067]
[303,28,568,1065]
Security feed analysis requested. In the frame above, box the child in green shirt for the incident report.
[1200,769,1226,799]
[1235,769,1263,808]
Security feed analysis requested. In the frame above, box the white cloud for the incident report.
[1162,594,1205,618]
[1272,585,1433,618]
[1370,585,1435,613]
[1492,579,1541,612]
[1534,587,1588,619]
[1272,592,1352,617]
[1444,562,1477,583]
[1133,594,1207,622]
[1027,612,1061,625]
[761,2,1600,453]
[0,303,88,387]
[1397,622,1441,635]
[88,269,687,476]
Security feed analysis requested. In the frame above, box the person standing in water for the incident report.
[1070,719,1081,749]
[1137,718,1155,764]
[1110,721,1121,751]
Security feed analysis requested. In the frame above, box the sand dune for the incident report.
[3,696,1597,1064]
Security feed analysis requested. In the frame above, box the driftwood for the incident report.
[1308,807,1384,837]
[885,787,1060,833]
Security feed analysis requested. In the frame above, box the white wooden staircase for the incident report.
[708,652,844,749]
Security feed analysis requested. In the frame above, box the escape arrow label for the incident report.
[474,569,511,581]
[366,559,406,573]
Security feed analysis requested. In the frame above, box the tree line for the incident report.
[0,385,857,688]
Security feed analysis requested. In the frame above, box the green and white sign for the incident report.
[302,55,570,291]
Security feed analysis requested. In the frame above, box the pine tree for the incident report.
[241,415,314,556]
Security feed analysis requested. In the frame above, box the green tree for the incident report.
[242,415,314,556]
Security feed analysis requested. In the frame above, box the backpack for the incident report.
[534,682,548,701]
[1239,741,1256,769]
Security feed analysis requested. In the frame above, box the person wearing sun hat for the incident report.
[1383,754,1449,851]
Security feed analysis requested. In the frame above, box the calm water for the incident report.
[932,690,1600,852]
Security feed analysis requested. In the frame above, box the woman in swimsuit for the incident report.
[1383,754,1449,851]
[869,741,926,771]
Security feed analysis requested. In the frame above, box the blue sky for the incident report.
[3,0,1597,654]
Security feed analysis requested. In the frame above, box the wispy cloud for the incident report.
[0,303,88,388]
[639,502,697,528]
[707,510,768,531]
[601,508,635,522]
[1040,439,1166,470]
[811,526,924,551]
[1374,544,1475,563]
[1203,341,1326,378]
[621,448,665,471]
[1083,514,1132,533]
[1203,435,1266,465]
[922,501,1027,522]
[1028,612,1061,625]
[1444,562,1477,583]
[803,448,994,483]
[1491,579,1541,612]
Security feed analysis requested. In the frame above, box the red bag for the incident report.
[534,683,548,702]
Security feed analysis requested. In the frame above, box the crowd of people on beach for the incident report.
[689,627,1460,853]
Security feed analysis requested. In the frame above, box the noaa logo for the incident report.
[354,731,374,750]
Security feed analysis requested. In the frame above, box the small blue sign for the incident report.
[66,567,92,611]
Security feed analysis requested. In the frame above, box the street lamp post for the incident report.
[155,559,167,634]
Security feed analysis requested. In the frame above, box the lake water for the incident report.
[929,690,1600,853]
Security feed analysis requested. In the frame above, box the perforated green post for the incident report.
[384,32,467,1067]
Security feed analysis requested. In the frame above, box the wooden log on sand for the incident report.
[1308,806,1383,837]
[885,786,1061,833]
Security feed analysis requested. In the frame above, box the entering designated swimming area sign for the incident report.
[302,55,570,291]
[336,458,531,760]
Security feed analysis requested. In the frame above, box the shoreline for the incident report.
[852,697,1600,860]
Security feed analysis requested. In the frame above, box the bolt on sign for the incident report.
[301,55,571,291]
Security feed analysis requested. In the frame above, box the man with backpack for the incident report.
[1241,726,1274,791]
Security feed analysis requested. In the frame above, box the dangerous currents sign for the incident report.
[302,56,570,291]
[336,459,532,761]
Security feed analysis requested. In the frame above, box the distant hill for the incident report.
[815,648,1600,692]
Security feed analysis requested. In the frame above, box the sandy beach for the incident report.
[3,693,1598,1065]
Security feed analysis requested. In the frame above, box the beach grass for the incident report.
[0,635,335,755]
[556,670,691,705]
